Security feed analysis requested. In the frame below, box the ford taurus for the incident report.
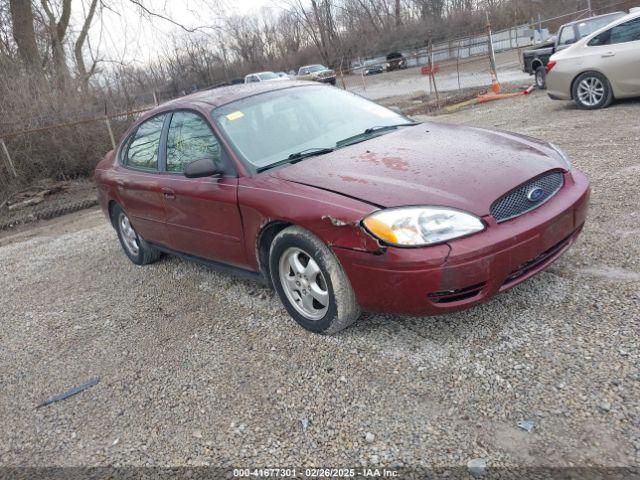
[95,82,590,334]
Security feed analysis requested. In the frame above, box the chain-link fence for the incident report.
[344,0,635,99]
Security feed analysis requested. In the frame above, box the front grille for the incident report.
[491,171,564,223]
[428,282,486,304]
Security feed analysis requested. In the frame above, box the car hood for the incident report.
[270,122,565,217]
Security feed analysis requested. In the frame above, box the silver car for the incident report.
[546,9,640,109]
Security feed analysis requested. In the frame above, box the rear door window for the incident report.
[166,111,221,173]
[589,18,640,46]
[125,114,166,170]
[610,17,640,43]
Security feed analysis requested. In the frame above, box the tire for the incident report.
[535,66,547,90]
[112,204,162,265]
[269,226,360,334]
[572,71,613,110]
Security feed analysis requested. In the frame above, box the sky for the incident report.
[73,0,278,67]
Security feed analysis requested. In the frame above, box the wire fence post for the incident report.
[105,117,116,150]
[104,102,116,150]
[456,42,462,91]
[428,39,440,108]
[153,91,159,106]
[0,139,17,178]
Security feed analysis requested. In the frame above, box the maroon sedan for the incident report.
[95,82,589,334]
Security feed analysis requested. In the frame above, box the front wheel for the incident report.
[572,72,613,110]
[269,226,360,334]
[535,66,547,89]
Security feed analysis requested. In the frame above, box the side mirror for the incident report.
[183,157,223,178]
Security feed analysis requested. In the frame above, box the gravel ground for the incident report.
[1,92,639,475]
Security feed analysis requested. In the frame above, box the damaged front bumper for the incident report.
[333,170,590,316]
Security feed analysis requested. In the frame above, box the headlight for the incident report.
[363,207,485,247]
[549,143,572,171]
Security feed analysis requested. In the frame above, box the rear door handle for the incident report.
[602,52,616,58]
[161,187,176,200]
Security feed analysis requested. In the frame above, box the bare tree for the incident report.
[8,0,41,72]
[40,0,72,89]
[75,0,100,87]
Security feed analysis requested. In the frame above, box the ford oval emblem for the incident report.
[527,187,545,202]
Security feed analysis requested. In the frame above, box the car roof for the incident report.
[145,81,314,114]
[561,11,625,28]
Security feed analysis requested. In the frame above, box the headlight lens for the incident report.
[549,143,572,171]
[363,207,485,247]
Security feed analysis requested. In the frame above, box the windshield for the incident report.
[308,65,326,72]
[212,85,408,170]
[577,13,625,37]
[257,72,279,80]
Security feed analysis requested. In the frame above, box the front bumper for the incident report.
[334,170,590,316]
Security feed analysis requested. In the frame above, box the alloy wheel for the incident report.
[119,213,140,256]
[577,77,605,107]
[278,247,329,321]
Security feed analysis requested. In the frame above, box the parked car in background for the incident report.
[95,81,589,334]
[386,52,407,71]
[244,71,285,83]
[523,11,625,89]
[364,64,384,75]
[275,71,291,79]
[297,65,336,85]
[547,9,640,109]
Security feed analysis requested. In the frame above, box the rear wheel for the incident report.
[572,72,613,110]
[269,226,360,334]
[113,205,162,265]
[535,66,547,90]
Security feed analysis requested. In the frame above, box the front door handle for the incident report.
[161,187,176,200]
[601,52,616,58]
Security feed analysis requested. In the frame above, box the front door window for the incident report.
[166,112,221,173]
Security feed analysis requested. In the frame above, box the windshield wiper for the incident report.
[256,147,335,173]
[336,122,420,148]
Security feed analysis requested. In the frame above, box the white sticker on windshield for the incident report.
[226,111,244,121]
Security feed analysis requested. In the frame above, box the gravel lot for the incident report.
[1,91,639,474]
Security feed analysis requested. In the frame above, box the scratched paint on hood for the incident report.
[271,122,564,216]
